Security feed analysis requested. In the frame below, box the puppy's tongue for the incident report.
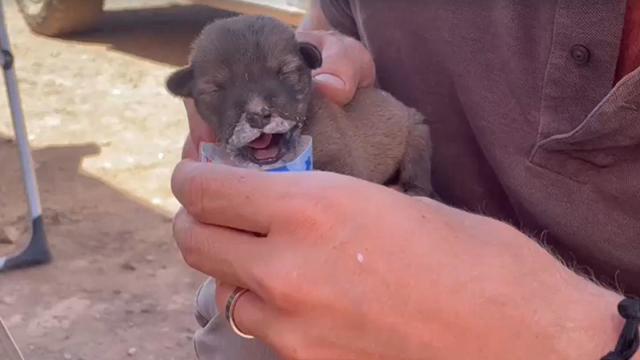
[248,134,272,149]
[253,147,280,160]
[248,134,280,160]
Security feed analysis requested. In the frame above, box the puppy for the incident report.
[167,15,434,196]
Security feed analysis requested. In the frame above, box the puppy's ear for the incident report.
[166,66,194,98]
[298,42,323,70]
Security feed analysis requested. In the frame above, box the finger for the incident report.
[183,98,216,160]
[182,133,199,161]
[171,159,302,233]
[313,33,376,104]
[216,282,275,340]
[172,207,266,287]
[296,30,376,106]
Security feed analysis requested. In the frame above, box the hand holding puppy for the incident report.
[171,160,622,360]
[296,30,376,106]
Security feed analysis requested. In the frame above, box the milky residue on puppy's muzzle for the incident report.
[228,95,300,149]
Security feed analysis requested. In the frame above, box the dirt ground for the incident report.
[0,1,238,359]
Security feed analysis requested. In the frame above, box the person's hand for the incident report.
[296,30,375,106]
[181,98,215,160]
[171,160,624,360]
[181,30,375,160]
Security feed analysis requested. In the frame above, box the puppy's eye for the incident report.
[278,71,296,81]
[278,63,303,80]
[196,84,223,96]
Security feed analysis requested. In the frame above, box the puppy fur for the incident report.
[167,15,434,196]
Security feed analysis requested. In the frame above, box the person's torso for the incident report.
[321,0,640,295]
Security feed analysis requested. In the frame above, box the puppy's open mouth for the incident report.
[243,133,288,165]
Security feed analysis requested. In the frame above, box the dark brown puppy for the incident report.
[167,15,433,196]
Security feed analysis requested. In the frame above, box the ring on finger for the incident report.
[225,287,255,339]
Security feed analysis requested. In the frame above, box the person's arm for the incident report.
[171,162,637,360]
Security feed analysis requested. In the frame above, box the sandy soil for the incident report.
[0,1,236,359]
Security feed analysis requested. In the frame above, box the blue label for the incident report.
[266,136,313,173]
[201,136,313,172]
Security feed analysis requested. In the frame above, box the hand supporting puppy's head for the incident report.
[166,15,322,165]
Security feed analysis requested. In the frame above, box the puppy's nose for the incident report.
[246,107,272,129]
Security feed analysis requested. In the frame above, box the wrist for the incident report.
[553,276,628,360]
[401,203,637,359]
[494,222,633,360]
[468,217,634,359]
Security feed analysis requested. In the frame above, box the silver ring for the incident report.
[225,287,255,339]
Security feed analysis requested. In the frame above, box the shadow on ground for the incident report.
[0,135,204,360]
[67,4,236,66]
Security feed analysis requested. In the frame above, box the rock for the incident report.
[0,225,21,244]
[144,255,154,262]
[127,347,137,356]
[140,303,156,314]
[64,353,72,360]
[47,211,63,225]
[120,262,136,271]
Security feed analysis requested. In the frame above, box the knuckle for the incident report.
[181,250,200,271]
[251,259,299,309]
[178,238,200,269]
[173,216,201,268]
[183,173,205,219]
[308,190,347,217]
[285,179,357,231]
[291,206,327,232]
[340,37,375,83]
[293,192,337,223]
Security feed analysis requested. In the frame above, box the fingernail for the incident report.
[313,73,346,89]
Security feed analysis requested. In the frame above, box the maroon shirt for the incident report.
[321,0,640,295]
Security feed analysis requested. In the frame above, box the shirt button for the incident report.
[570,44,591,65]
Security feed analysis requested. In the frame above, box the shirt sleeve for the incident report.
[319,0,360,39]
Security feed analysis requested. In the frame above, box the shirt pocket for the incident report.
[528,68,640,197]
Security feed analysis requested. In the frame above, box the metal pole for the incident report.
[0,0,51,271]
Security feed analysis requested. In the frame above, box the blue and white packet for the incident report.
[199,135,313,172]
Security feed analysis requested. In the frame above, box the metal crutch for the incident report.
[0,1,51,271]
